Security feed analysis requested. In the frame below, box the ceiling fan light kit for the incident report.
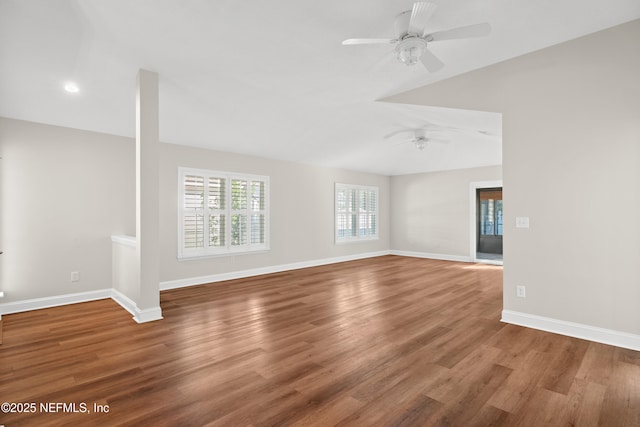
[395,37,427,66]
[342,1,491,72]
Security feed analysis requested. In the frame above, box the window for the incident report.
[479,194,503,237]
[335,183,378,242]
[179,167,269,258]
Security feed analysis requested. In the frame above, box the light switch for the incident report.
[515,217,530,228]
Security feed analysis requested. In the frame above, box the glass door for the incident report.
[477,188,503,257]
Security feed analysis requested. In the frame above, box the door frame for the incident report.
[469,180,503,264]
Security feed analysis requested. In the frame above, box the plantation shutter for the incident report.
[179,168,269,258]
[208,177,226,247]
[336,183,378,242]
[250,180,266,244]
[183,174,205,249]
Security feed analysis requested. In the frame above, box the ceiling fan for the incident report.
[342,2,491,72]
[384,127,448,151]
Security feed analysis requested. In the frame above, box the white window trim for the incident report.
[335,183,379,244]
[178,167,270,259]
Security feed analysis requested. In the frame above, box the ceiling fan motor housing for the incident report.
[413,137,427,150]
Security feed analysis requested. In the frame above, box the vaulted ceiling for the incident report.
[1,1,638,175]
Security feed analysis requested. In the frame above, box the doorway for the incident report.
[469,180,503,264]
[476,187,503,261]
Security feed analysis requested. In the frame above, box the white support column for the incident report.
[134,69,162,323]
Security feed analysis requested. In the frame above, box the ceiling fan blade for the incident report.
[384,129,415,139]
[342,38,396,45]
[426,22,491,42]
[419,48,444,72]
[408,2,438,36]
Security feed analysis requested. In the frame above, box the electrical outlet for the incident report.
[71,271,80,283]
[516,285,526,298]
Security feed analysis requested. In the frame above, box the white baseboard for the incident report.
[0,288,162,324]
[111,289,163,323]
[391,250,503,266]
[159,250,391,290]
[0,289,112,315]
[133,306,163,323]
[473,258,503,266]
[110,289,138,317]
[501,310,640,351]
[390,250,473,263]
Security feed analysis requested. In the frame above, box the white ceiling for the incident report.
[1,1,639,175]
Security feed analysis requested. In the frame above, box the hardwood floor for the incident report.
[1,255,639,426]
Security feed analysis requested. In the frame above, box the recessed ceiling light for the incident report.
[64,81,80,93]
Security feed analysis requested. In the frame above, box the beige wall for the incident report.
[0,117,390,304]
[158,143,390,284]
[384,20,640,335]
[390,166,501,258]
[0,118,136,302]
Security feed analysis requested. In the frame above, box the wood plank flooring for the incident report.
[1,255,639,426]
